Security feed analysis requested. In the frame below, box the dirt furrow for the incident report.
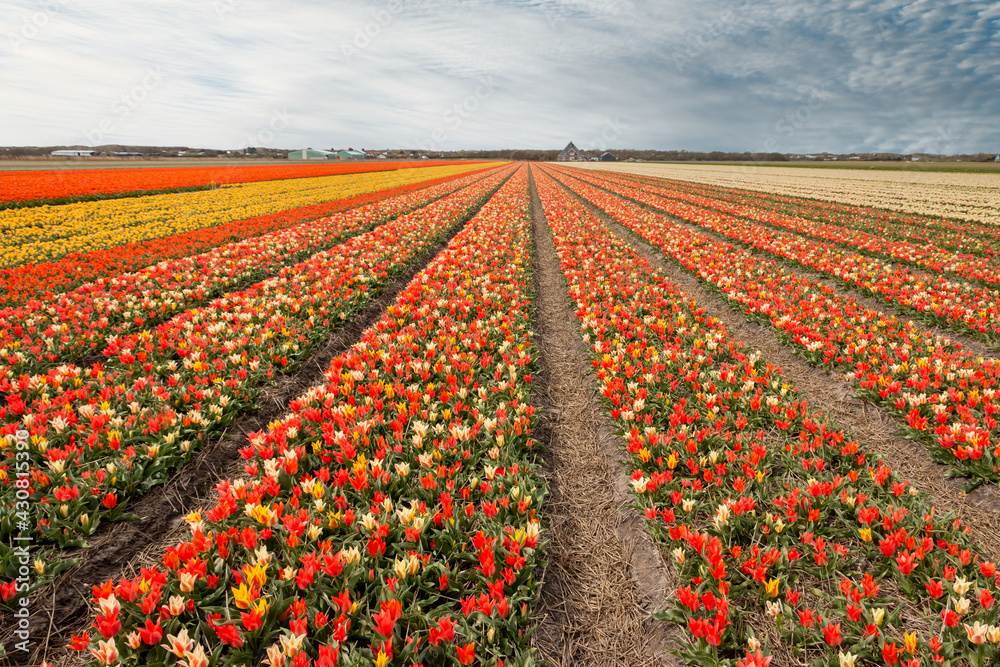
[30,167,505,374]
[667,210,997,359]
[527,167,681,667]
[550,176,1000,568]
[554,167,997,358]
[5,207,485,667]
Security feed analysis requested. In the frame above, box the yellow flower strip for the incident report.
[0,163,498,268]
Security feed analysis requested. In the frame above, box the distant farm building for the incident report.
[557,141,584,161]
[338,149,367,160]
[288,149,336,160]
[600,152,618,161]
[51,149,98,157]
[995,154,1000,162]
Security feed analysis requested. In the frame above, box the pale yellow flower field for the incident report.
[0,163,494,268]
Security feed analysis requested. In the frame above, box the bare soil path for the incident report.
[543,169,1000,568]
[5,209,481,666]
[555,166,997,358]
[528,167,681,667]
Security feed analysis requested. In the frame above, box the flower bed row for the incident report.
[0,164,494,269]
[591,171,1000,288]
[558,167,1000,349]
[610,170,1000,257]
[0,165,516,577]
[580,162,1000,225]
[0,160,487,207]
[535,166,1000,667]
[0,166,505,375]
[73,165,543,667]
[0,166,500,308]
[545,165,1000,488]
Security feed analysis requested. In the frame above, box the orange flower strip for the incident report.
[0,165,516,553]
[559,166,1000,348]
[0,165,505,374]
[0,160,487,205]
[0,164,499,305]
[610,169,1000,256]
[574,161,1000,225]
[593,169,1000,288]
[69,166,540,666]
[0,163,497,269]
[534,165,1000,666]
[544,165,1000,487]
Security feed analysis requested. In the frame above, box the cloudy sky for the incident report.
[2,0,998,153]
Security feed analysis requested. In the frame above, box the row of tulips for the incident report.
[590,171,1000,288]
[0,161,484,207]
[0,165,505,375]
[594,163,1000,226]
[0,166,500,308]
[0,163,494,269]
[541,165,1000,488]
[0,164,516,586]
[74,165,543,667]
[611,171,1000,257]
[557,167,1000,349]
[535,166,1000,667]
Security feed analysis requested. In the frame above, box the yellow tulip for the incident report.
[1,163,497,268]
[231,583,253,610]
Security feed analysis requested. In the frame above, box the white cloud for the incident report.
[0,0,996,152]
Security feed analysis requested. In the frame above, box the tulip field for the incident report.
[573,162,1000,226]
[0,161,480,208]
[2,159,1000,667]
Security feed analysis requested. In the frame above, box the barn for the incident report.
[287,149,336,160]
[337,149,367,160]
[600,152,618,161]
[557,141,584,161]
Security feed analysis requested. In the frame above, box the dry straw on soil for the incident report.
[554,171,1000,663]
[589,198,1000,564]
[577,162,1000,226]
[4,208,486,667]
[528,169,682,666]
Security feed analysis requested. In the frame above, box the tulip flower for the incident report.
[162,627,195,658]
[838,651,858,667]
[966,621,990,645]
[457,642,476,665]
[89,639,119,666]
[822,623,843,647]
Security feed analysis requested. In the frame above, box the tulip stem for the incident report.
[939,597,950,638]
